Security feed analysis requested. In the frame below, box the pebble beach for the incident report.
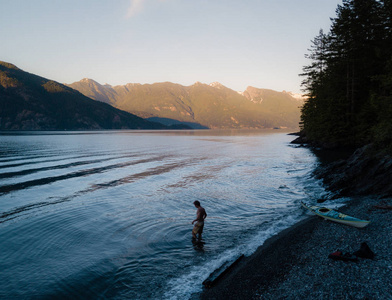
[200,196,392,299]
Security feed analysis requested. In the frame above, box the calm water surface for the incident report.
[0,130,325,299]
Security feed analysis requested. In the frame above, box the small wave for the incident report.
[163,214,304,300]
[88,160,188,192]
[0,158,190,223]
[0,156,128,180]
[0,152,105,170]
[0,154,63,169]
[164,161,228,189]
[0,155,172,196]
[0,197,74,223]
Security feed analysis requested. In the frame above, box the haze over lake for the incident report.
[0,130,325,299]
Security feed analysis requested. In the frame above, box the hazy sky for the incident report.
[0,0,341,93]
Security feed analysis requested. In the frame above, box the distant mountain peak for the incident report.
[209,82,224,89]
[79,78,103,86]
[283,91,306,102]
[125,83,141,87]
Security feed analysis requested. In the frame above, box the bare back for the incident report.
[196,206,207,222]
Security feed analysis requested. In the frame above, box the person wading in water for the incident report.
[192,201,207,240]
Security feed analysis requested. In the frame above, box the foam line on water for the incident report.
[163,214,305,299]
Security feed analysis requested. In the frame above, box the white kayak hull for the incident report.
[301,202,370,228]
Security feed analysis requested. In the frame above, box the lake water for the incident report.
[0,130,325,299]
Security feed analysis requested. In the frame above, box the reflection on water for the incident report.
[0,130,322,299]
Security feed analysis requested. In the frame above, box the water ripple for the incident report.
[0,157,193,223]
[0,155,172,196]
[0,154,139,180]
[0,131,321,300]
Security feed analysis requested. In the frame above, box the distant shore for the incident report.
[199,196,392,299]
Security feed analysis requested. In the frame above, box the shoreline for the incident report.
[199,197,392,299]
[199,216,319,299]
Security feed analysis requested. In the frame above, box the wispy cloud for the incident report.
[126,0,145,18]
[126,0,170,18]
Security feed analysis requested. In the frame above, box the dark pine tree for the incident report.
[300,0,392,150]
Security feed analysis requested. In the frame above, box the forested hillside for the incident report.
[68,80,303,130]
[300,0,392,150]
[0,62,168,130]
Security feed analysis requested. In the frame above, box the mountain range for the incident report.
[0,60,304,130]
[0,61,172,130]
[68,79,304,129]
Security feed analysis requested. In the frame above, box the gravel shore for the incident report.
[200,196,392,299]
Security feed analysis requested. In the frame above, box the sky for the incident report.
[0,0,342,94]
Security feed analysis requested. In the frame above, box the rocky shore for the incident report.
[200,196,392,299]
[314,144,392,198]
[200,142,392,299]
[260,196,392,299]
[291,134,392,199]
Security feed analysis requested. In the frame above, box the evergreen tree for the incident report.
[300,0,392,149]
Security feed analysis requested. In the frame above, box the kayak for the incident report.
[301,202,370,228]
